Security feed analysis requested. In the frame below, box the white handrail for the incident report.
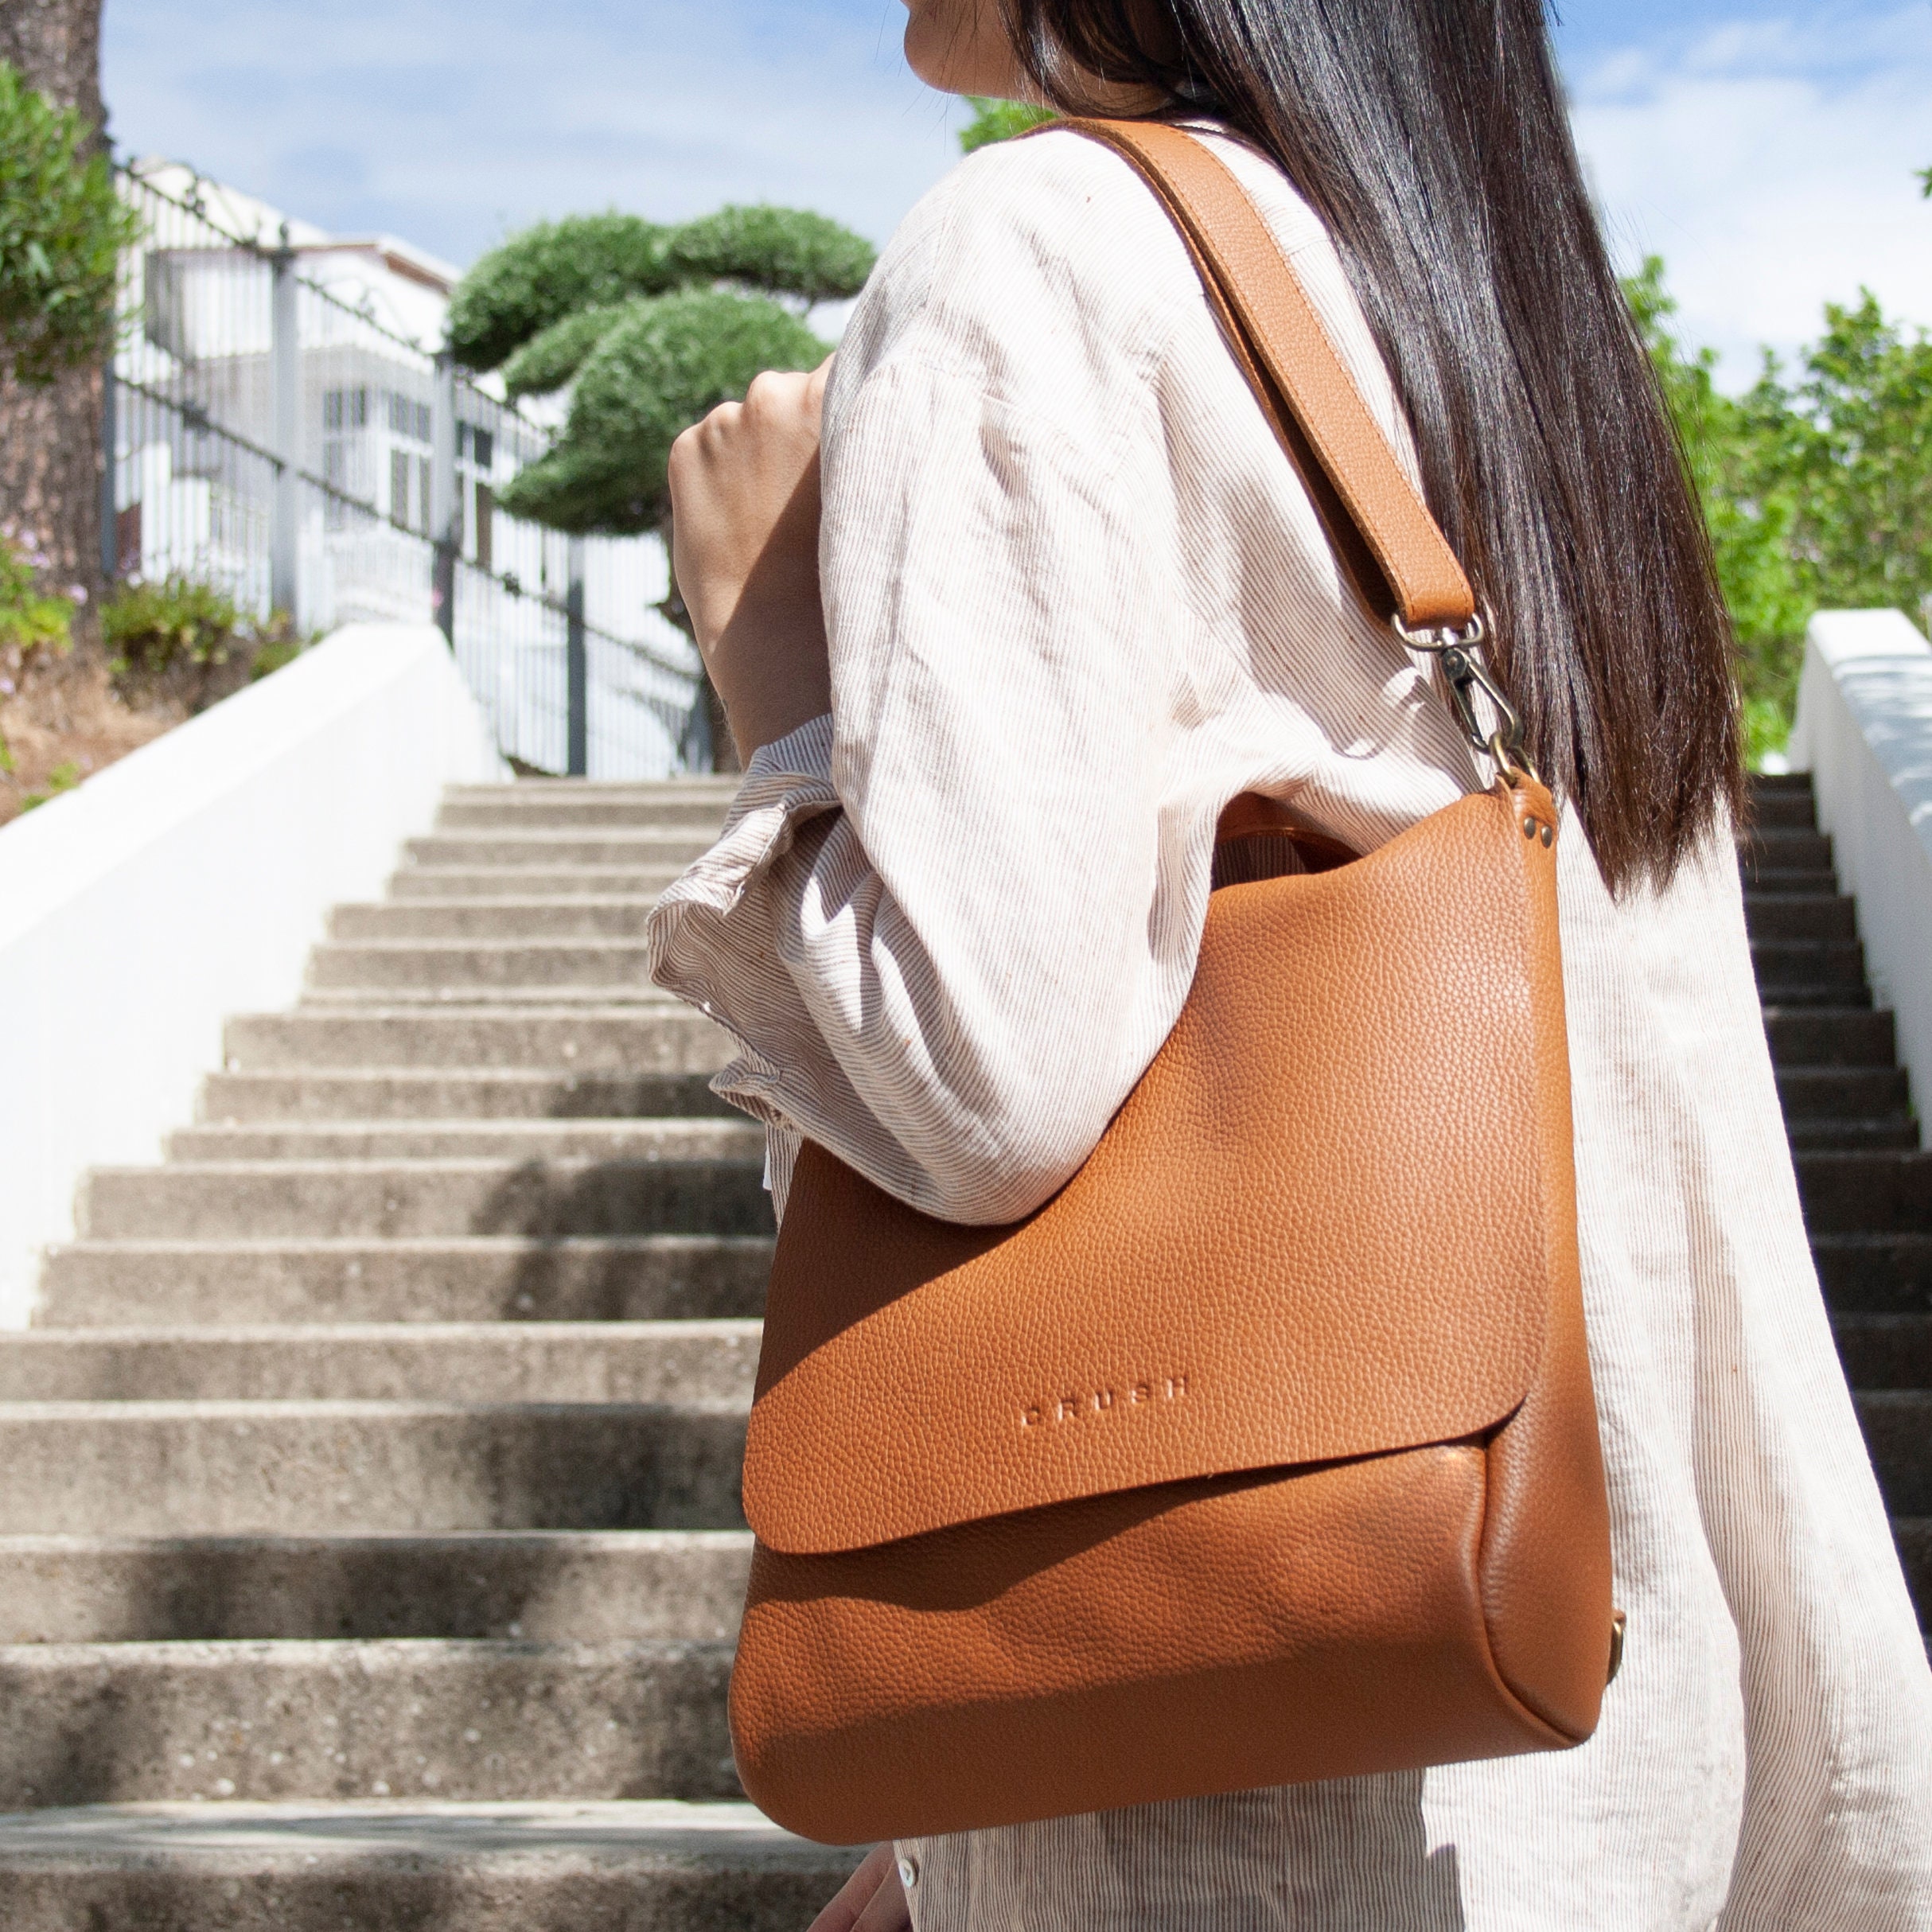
[1789,610,1932,1128]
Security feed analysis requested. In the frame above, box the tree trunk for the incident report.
[0,0,107,647]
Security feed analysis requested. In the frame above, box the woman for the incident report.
[650,0,1932,1925]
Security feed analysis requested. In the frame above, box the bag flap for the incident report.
[743,785,1564,1556]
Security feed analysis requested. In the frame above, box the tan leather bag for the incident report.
[730,119,1618,1847]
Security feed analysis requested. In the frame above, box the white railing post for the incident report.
[269,224,300,620]
[430,353,459,647]
[567,536,588,775]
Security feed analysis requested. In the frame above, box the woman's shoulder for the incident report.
[831,127,1217,411]
[829,125,1354,423]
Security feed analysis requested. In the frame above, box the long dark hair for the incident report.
[1005,0,1743,891]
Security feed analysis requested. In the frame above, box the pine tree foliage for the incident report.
[446,213,677,374]
[451,202,873,539]
[497,289,827,536]
[664,205,874,303]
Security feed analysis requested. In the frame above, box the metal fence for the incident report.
[107,161,708,776]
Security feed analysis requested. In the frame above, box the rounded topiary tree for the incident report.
[450,201,875,767]
[451,203,874,540]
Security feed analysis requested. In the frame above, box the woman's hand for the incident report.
[808,1842,913,1931]
[668,359,834,763]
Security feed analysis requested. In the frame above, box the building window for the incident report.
[419,456,435,537]
[391,449,412,528]
[388,392,431,443]
[456,423,495,472]
[473,481,493,571]
[324,387,369,432]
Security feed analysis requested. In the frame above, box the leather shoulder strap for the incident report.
[1045,118,1475,632]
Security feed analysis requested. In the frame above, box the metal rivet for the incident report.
[898,1855,919,1888]
[1522,817,1537,839]
[1540,824,1553,847]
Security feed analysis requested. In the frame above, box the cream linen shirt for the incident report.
[648,127,1932,1930]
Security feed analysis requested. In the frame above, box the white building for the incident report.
[111,160,705,776]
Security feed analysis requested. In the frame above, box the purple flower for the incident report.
[68,585,88,604]
[0,680,15,695]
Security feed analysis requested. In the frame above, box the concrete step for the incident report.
[1746,786,1819,828]
[36,1237,772,1328]
[0,1639,738,1807]
[197,1069,735,1124]
[0,1799,859,1932]
[1740,828,1833,871]
[0,1402,746,1535]
[447,778,737,804]
[167,1120,762,1165]
[1860,1391,1932,1514]
[1786,1118,1920,1153]
[223,1008,730,1073]
[1813,1233,1932,1315]
[388,867,684,900]
[1744,868,1840,896]
[306,941,664,995]
[298,984,680,1009]
[330,899,661,941]
[1777,1067,1913,1120]
[1744,894,1856,941]
[0,1322,760,1404]
[0,1531,752,1644]
[1795,1151,1932,1236]
[1755,983,1873,1011]
[436,796,732,832]
[1834,1314,1932,1391]
[446,778,739,796]
[403,834,712,871]
[1763,1006,1898,1069]
[1750,940,1867,991]
[80,1160,772,1241]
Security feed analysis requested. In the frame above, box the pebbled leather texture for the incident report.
[745,786,1550,1556]
[730,124,1615,1846]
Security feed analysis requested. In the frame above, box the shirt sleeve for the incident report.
[647,153,1215,1224]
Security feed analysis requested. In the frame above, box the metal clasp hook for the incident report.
[1391,613,1538,785]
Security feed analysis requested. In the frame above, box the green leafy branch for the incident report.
[0,60,139,385]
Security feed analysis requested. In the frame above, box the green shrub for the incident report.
[102,575,247,676]
[0,522,75,658]
[0,60,140,384]
[499,290,828,534]
[247,615,306,681]
[102,577,311,695]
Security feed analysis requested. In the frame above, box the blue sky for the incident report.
[102,0,1932,382]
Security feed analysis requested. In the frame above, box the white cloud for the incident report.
[103,0,968,265]
[1569,5,1932,384]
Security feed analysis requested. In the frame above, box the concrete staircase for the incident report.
[0,778,862,1928]
[1745,773,1930,1626]
[0,768,1921,1923]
